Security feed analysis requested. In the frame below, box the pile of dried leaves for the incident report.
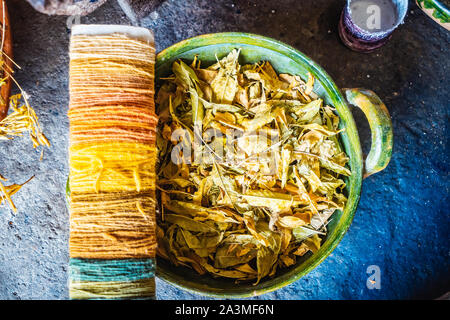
[156,50,351,283]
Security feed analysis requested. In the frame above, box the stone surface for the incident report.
[25,0,108,16]
[0,0,448,300]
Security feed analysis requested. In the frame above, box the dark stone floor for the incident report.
[0,0,448,299]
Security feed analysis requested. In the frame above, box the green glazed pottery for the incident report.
[416,0,450,30]
[154,32,393,297]
[66,32,393,298]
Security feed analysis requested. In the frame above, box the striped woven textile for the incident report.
[68,25,157,300]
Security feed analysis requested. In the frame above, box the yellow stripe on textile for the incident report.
[69,142,157,194]
[69,192,156,259]
[68,31,157,264]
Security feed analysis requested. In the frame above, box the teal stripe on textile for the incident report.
[69,258,155,282]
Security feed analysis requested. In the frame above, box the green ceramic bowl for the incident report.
[154,32,393,298]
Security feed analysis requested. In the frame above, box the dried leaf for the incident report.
[164,214,218,233]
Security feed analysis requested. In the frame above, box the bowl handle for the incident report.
[343,88,393,179]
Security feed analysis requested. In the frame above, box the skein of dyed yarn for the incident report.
[68,25,157,300]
